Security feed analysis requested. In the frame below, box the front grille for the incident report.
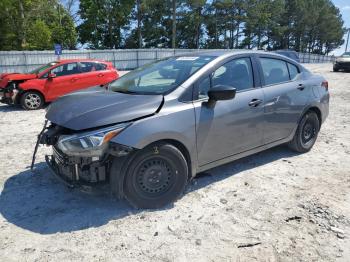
[53,146,66,165]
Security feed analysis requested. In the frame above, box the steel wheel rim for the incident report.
[25,93,41,109]
[301,121,316,145]
[135,157,174,196]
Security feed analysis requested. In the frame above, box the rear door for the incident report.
[77,62,101,88]
[194,56,265,166]
[257,56,308,144]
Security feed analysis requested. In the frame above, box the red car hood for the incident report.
[0,73,37,81]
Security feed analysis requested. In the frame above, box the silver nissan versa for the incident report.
[35,51,329,208]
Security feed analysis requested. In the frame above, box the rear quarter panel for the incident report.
[303,73,329,123]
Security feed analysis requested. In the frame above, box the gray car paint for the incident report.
[45,50,329,178]
[45,89,163,130]
[112,51,328,176]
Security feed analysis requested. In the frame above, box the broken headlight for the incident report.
[56,123,130,156]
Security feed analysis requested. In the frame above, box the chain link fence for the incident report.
[0,49,335,73]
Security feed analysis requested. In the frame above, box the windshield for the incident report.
[342,52,350,57]
[29,62,59,74]
[109,56,215,95]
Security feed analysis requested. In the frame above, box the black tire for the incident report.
[20,91,44,110]
[288,111,320,153]
[333,68,339,72]
[123,143,188,209]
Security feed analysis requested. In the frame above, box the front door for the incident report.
[194,57,265,166]
[45,62,82,100]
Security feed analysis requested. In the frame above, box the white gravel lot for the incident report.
[0,64,349,262]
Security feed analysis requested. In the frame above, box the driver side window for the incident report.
[51,63,79,77]
[197,57,254,99]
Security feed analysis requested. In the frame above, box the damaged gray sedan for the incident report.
[35,51,329,208]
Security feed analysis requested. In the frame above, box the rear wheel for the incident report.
[20,91,44,110]
[123,143,188,209]
[288,111,320,153]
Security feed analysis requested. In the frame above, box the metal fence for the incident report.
[0,49,335,73]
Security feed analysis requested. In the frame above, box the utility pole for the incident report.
[172,0,176,49]
[346,28,350,52]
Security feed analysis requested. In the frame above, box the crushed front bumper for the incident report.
[44,146,109,187]
[0,88,19,104]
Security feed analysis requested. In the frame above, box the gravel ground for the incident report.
[0,64,349,261]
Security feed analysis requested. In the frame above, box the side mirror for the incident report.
[207,84,236,105]
[48,73,56,79]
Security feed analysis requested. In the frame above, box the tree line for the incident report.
[0,0,345,54]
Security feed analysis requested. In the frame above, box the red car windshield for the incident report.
[29,62,59,74]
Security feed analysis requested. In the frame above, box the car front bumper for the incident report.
[0,89,19,104]
[45,146,109,187]
[334,62,350,70]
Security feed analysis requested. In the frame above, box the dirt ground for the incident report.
[0,64,349,262]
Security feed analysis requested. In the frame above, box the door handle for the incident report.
[297,84,305,90]
[249,99,262,107]
[70,77,79,82]
[98,73,104,77]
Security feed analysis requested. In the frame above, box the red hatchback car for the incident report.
[0,59,119,110]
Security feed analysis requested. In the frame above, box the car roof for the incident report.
[54,59,108,64]
[176,49,296,61]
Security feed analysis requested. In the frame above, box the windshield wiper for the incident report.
[113,89,138,94]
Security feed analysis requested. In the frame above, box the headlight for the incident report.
[57,123,129,156]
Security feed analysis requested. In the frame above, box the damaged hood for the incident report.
[46,88,163,130]
[0,72,37,81]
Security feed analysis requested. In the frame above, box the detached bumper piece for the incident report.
[45,146,109,187]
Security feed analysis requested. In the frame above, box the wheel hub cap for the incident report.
[137,158,173,194]
[302,122,315,144]
[25,94,41,109]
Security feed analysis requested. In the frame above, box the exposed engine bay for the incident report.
[33,121,134,187]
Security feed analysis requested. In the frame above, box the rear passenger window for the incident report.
[260,58,289,85]
[79,62,96,73]
[95,63,107,71]
[287,63,299,81]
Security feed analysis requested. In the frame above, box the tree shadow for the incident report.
[0,145,297,235]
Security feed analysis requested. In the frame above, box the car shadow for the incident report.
[0,104,24,112]
[0,145,297,234]
[0,103,49,112]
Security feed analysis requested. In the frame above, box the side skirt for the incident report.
[197,135,294,174]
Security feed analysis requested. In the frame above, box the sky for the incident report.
[332,0,350,55]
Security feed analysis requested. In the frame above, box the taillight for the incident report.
[321,80,328,91]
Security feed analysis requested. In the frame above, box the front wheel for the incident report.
[288,111,320,153]
[123,143,188,209]
[20,91,44,110]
